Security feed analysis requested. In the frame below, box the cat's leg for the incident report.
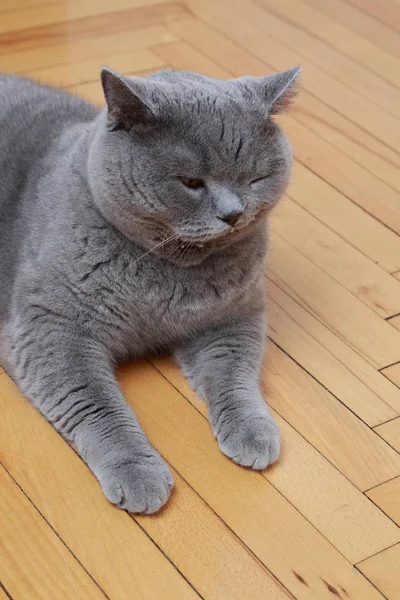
[175,313,279,469]
[8,322,173,513]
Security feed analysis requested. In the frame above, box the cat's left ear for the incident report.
[100,67,157,131]
[240,66,301,115]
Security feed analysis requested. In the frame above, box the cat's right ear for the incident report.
[100,67,156,132]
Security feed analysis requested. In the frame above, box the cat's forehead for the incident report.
[149,69,259,117]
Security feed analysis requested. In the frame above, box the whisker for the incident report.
[131,233,179,266]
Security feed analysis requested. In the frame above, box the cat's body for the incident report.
[0,68,299,513]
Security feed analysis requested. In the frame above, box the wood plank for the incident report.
[117,361,386,599]
[67,81,105,105]
[267,284,400,425]
[67,64,166,105]
[153,40,231,78]
[375,418,400,453]
[0,465,105,600]
[152,356,400,563]
[382,364,400,388]
[0,374,199,600]
[263,342,400,490]
[268,282,400,417]
[388,316,400,331]
[260,0,400,86]
[0,24,177,73]
[272,197,400,318]
[25,48,165,87]
[0,0,63,12]
[168,15,400,232]
[287,164,400,273]
[394,271,400,280]
[347,0,400,31]
[367,477,400,527]
[0,0,175,35]
[284,117,400,235]
[185,2,400,154]
[357,544,400,600]
[268,233,400,368]
[0,3,189,54]
[0,585,10,600]
[291,94,400,194]
[135,471,291,600]
[304,0,400,59]
[225,0,400,114]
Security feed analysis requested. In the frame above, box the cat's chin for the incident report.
[160,228,251,266]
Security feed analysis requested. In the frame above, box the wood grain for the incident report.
[357,544,400,600]
[24,48,165,87]
[0,584,11,600]
[388,316,400,331]
[367,478,400,527]
[136,471,291,600]
[263,343,400,490]
[260,0,400,86]
[375,418,400,453]
[288,164,400,274]
[267,284,400,425]
[268,234,400,368]
[0,3,189,54]
[347,0,400,31]
[0,464,105,600]
[272,198,400,318]
[304,0,400,58]
[0,24,177,73]
[0,0,175,35]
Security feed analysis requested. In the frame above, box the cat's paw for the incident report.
[97,453,174,514]
[214,410,280,470]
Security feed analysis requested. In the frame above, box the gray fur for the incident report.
[0,66,299,513]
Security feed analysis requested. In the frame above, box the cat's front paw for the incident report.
[213,409,280,470]
[96,452,174,514]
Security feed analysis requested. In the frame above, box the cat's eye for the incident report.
[178,177,205,189]
[250,176,270,185]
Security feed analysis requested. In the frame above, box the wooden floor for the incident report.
[1,0,400,598]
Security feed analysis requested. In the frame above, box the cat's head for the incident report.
[87,67,300,264]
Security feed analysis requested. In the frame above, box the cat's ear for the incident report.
[239,66,301,115]
[100,67,156,131]
[260,66,301,115]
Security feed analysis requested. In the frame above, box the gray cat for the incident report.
[0,66,299,513]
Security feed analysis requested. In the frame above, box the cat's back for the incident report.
[0,75,98,320]
[0,74,97,174]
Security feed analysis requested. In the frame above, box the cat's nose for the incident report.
[218,210,243,227]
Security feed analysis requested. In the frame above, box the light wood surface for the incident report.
[375,418,400,453]
[1,0,400,598]
[0,585,11,600]
[389,315,400,331]
[367,477,400,527]
[357,544,400,600]
[0,465,105,600]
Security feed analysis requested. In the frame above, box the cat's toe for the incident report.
[99,457,174,514]
[217,412,280,471]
